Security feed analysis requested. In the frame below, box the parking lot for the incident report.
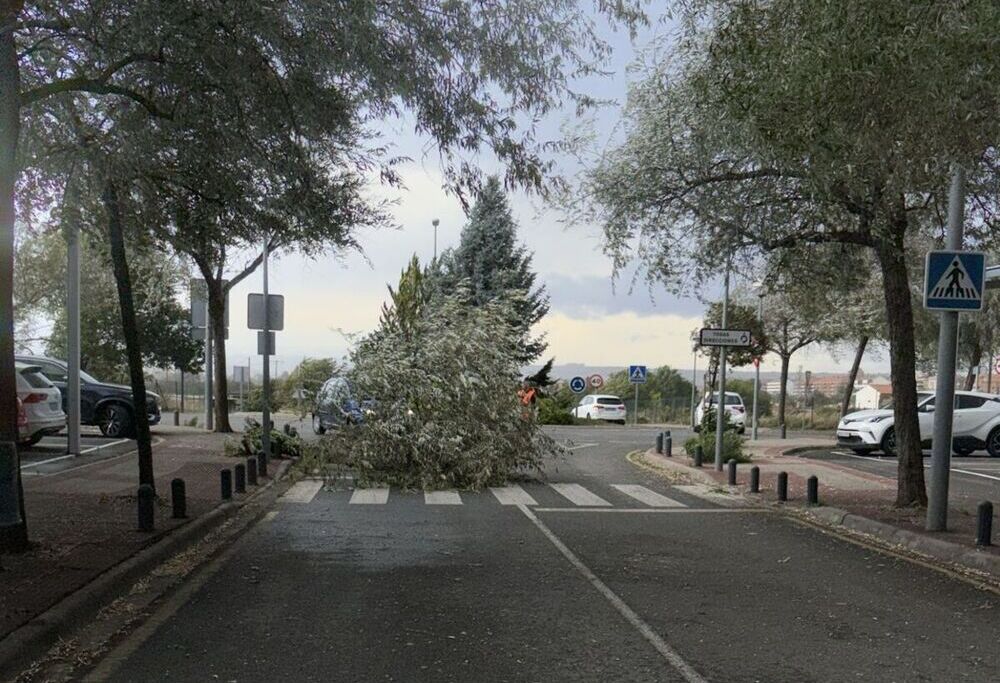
[18,430,137,476]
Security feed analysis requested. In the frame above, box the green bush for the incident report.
[683,410,750,463]
[537,397,575,425]
[234,417,302,458]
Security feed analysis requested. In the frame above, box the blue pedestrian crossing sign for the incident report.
[924,251,986,311]
[569,376,587,393]
[628,365,647,384]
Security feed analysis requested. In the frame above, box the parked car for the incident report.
[15,361,67,447]
[16,397,28,443]
[14,355,161,438]
[694,392,747,434]
[312,376,364,434]
[837,390,1000,457]
[572,395,627,424]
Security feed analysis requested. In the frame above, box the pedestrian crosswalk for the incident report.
[282,480,692,510]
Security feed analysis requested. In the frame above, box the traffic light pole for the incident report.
[927,165,965,532]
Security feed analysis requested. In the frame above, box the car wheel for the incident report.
[99,404,134,438]
[880,427,896,457]
[312,413,326,435]
[18,434,43,449]
[850,448,872,455]
[738,426,746,435]
[987,427,1000,458]
[953,446,975,457]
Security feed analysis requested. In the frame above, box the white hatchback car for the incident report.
[572,395,627,424]
[15,361,66,447]
[837,390,1000,457]
[695,391,747,434]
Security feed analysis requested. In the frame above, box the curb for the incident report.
[633,449,999,582]
[0,460,291,679]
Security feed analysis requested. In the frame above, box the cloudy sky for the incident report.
[219,12,886,380]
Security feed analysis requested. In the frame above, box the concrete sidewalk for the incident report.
[0,426,276,641]
[639,438,1000,578]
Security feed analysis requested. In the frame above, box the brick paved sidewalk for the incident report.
[0,426,271,640]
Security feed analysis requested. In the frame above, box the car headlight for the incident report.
[868,415,892,423]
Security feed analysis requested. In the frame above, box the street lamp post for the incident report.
[752,288,764,440]
[432,218,440,260]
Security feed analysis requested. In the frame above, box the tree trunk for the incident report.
[841,336,869,417]
[103,178,155,493]
[875,232,927,507]
[778,353,790,435]
[963,332,981,391]
[207,278,232,432]
[0,20,29,551]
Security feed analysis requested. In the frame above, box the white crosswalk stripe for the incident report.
[424,490,463,505]
[349,488,390,504]
[489,484,538,506]
[549,483,611,507]
[611,484,686,508]
[281,480,323,504]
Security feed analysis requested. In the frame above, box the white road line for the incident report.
[263,511,280,522]
[550,483,611,507]
[533,507,763,514]
[950,468,1000,483]
[20,453,76,469]
[349,488,390,504]
[20,438,133,470]
[518,505,707,683]
[424,490,462,505]
[565,442,598,451]
[80,438,130,454]
[611,484,686,508]
[489,485,538,506]
[837,451,1000,482]
[281,480,324,504]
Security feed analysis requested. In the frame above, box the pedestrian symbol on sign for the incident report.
[628,365,647,384]
[924,251,986,311]
[930,259,977,299]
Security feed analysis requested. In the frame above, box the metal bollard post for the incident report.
[727,459,737,486]
[171,478,187,519]
[221,469,233,500]
[665,430,672,457]
[235,464,246,494]
[656,433,663,454]
[138,483,155,532]
[258,452,268,478]
[694,445,703,468]
[777,471,788,502]
[247,457,258,486]
[807,475,819,506]
[976,501,993,547]
[750,466,760,493]
[173,410,180,426]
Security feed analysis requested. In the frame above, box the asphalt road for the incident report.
[795,447,1000,511]
[90,425,999,682]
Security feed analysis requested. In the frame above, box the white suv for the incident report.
[837,390,1000,456]
[572,395,627,424]
[695,391,747,434]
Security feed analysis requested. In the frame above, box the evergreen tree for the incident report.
[438,177,549,363]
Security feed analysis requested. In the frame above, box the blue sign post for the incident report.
[924,251,986,311]
[628,365,647,427]
[569,376,587,394]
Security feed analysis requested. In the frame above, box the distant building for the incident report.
[764,380,796,396]
[808,374,851,397]
[853,383,892,410]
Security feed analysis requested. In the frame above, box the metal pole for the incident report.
[204,298,213,431]
[691,351,698,429]
[927,164,965,532]
[988,354,994,394]
[180,370,185,413]
[261,239,271,463]
[66,221,81,456]
[634,383,639,426]
[432,218,440,260]
[715,256,731,471]
[752,292,763,440]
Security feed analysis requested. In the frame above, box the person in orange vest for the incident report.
[517,379,538,420]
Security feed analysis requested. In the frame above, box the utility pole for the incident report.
[634,382,640,426]
[715,256,732,471]
[690,350,698,429]
[261,239,271,465]
[65,218,81,456]
[927,165,965,532]
[751,289,764,440]
[204,297,213,431]
[432,218,440,260]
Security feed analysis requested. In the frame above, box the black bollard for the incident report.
[777,471,788,502]
[138,483,155,532]
[750,466,760,493]
[235,464,247,494]
[694,444,703,468]
[727,459,737,486]
[221,469,233,500]
[173,410,180,426]
[664,430,672,457]
[258,452,268,478]
[656,433,664,454]
[807,475,819,506]
[976,501,993,547]
[171,478,187,519]
[247,457,258,486]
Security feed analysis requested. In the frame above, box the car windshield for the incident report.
[706,395,742,405]
[884,392,933,410]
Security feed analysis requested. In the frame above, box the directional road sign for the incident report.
[924,251,986,311]
[190,279,230,328]
[569,376,587,393]
[587,374,604,390]
[233,366,250,383]
[628,365,647,384]
[248,293,285,331]
[257,330,276,355]
[699,328,752,347]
